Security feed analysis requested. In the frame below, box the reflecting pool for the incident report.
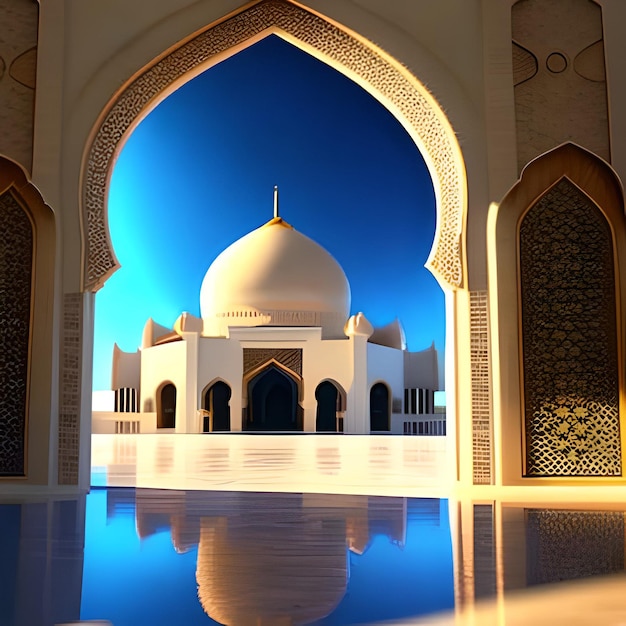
[81,490,454,625]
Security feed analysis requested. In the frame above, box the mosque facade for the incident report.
[97,196,441,435]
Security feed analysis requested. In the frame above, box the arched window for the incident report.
[157,383,177,429]
[203,381,231,432]
[316,382,339,432]
[370,383,390,432]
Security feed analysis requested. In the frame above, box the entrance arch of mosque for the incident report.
[245,364,302,431]
[488,142,626,484]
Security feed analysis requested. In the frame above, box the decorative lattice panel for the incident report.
[243,348,302,377]
[526,509,625,584]
[470,291,492,484]
[58,293,83,485]
[520,178,621,476]
[83,0,464,291]
[0,191,32,476]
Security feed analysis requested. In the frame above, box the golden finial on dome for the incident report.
[263,185,293,229]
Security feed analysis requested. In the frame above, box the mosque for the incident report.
[97,189,441,435]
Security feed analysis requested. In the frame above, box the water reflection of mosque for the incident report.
[126,489,422,624]
[5,492,626,625]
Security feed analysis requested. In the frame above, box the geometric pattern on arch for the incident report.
[0,157,55,481]
[243,347,302,377]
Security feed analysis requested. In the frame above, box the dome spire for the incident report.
[273,185,279,219]
[263,186,292,229]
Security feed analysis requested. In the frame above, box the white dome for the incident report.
[200,217,351,338]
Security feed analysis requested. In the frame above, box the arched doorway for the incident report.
[246,365,301,431]
[370,383,390,432]
[316,381,339,432]
[203,381,231,432]
[157,383,177,429]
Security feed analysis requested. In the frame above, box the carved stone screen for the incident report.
[519,178,621,476]
[0,191,33,475]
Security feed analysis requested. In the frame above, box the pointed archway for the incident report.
[245,365,301,431]
[489,142,626,484]
[203,381,231,432]
[80,0,470,481]
[315,381,340,432]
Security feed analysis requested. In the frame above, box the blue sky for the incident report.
[93,34,442,390]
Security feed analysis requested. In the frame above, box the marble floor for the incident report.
[91,433,626,503]
[90,433,451,497]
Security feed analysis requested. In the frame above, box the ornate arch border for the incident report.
[81,0,467,292]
